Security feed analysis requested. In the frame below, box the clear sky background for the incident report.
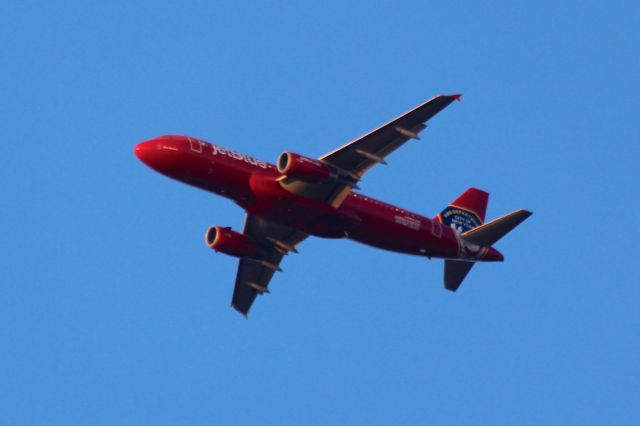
[1,1,638,424]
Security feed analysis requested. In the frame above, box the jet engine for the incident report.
[205,226,260,258]
[277,152,333,182]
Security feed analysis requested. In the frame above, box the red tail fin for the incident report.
[436,188,489,233]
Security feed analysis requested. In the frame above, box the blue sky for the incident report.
[1,1,638,424]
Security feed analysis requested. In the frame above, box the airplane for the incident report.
[134,94,532,317]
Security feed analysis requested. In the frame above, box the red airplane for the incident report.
[135,94,532,316]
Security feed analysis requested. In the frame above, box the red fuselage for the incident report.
[135,135,502,262]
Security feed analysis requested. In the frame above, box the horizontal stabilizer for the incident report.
[444,260,475,292]
[462,209,533,247]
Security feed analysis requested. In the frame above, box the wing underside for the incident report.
[231,215,307,316]
[278,94,460,207]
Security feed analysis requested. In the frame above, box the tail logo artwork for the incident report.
[440,207,482,233]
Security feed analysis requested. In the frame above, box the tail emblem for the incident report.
[439,206,482,233]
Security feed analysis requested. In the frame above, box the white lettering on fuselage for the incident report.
[394,215,421,231]
[210,143,268,169]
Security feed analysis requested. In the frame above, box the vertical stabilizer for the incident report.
[436,188,489,233]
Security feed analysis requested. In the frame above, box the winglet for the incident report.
[451,93,462,102]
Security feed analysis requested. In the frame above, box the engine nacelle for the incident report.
[204,226,260,258]
[277,152,334,182]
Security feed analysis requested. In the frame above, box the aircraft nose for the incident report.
[134,140,157,165]
[134,136,187,177]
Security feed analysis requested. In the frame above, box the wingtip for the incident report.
[231,303,250,319]
[444,284,458,293]
[451,93,462,102]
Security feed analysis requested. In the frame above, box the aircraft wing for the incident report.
[231,214,308,316]
[279,94,461,207]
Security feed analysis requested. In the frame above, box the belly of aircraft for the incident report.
[246,196,358,238]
